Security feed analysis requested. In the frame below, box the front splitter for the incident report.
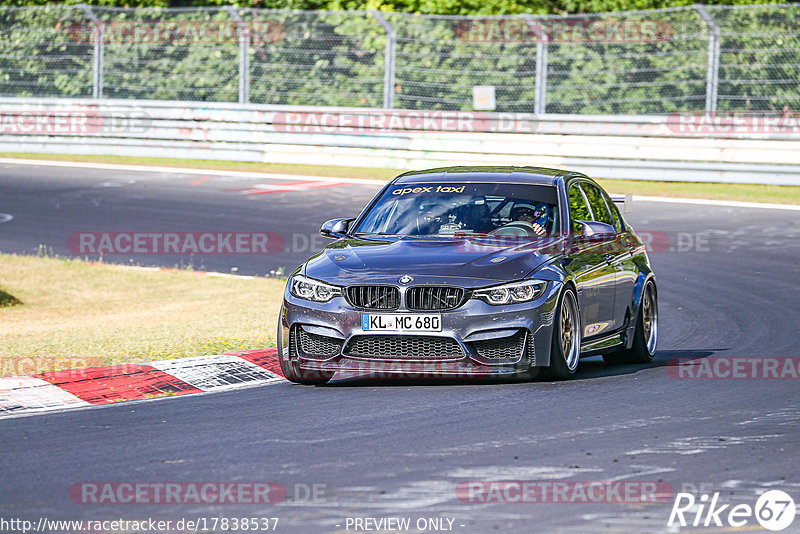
[300,357,523,379]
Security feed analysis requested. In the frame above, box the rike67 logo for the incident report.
[668,490,796,531]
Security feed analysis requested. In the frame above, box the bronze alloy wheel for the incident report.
[642,283,658,354]
[560,290,580,371]
[602,280,658,365]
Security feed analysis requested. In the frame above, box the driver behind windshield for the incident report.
[509,202,550,236]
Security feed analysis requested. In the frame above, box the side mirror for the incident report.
[320,218,354,239]
[576,220,616,237]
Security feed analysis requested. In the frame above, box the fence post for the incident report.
[534,34,549,115]
[371,11,396,109]
[226,7,250,104]
[78,4,103,99]
[694,4,720,113]
[526,16,549,115]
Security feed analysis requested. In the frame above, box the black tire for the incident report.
[543,287,581,381]
[603,281,658,365]
[277,320,334,385]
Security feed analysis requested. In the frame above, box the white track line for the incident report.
[1,157,798,210]
[630,195,800,211]
[0,157,386,185]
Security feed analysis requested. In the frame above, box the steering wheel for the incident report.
[488,221,540,237]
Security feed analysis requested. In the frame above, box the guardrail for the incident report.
[1,98,799,185]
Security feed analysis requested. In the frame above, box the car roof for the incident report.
[392,166,570,186]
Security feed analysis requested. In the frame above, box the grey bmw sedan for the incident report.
[277,166,658,384]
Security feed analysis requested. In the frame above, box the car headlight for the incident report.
[289,274,342,302]
[472,280,546,305]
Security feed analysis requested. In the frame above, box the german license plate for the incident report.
[361,313,442,332]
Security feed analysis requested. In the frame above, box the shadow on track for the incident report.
[309,349,721,388]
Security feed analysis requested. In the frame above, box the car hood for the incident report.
[303,236,563,288]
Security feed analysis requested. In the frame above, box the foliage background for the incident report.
[0,1,797,113]
[1,0,793,15]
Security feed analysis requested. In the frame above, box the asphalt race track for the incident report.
[1,160,799,533]
[0,162,382,276]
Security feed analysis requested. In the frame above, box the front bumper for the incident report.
[279,281,562,377]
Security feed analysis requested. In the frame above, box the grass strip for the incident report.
[0,253,285,377]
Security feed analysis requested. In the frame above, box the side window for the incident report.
[568,183,592,234]
[582,183,615,227]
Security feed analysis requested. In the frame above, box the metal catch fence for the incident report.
[0,4,798,113]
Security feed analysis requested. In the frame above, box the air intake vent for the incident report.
[344,335,464,360]
[345,285,400,310]
[406,286,465,311]
[470,331,527,363]
[297,327,342,357]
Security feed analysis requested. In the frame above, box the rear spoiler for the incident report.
[611,193,633,213]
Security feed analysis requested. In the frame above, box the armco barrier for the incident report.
[1,98,799,185]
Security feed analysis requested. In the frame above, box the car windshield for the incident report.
[354,182,560,237]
